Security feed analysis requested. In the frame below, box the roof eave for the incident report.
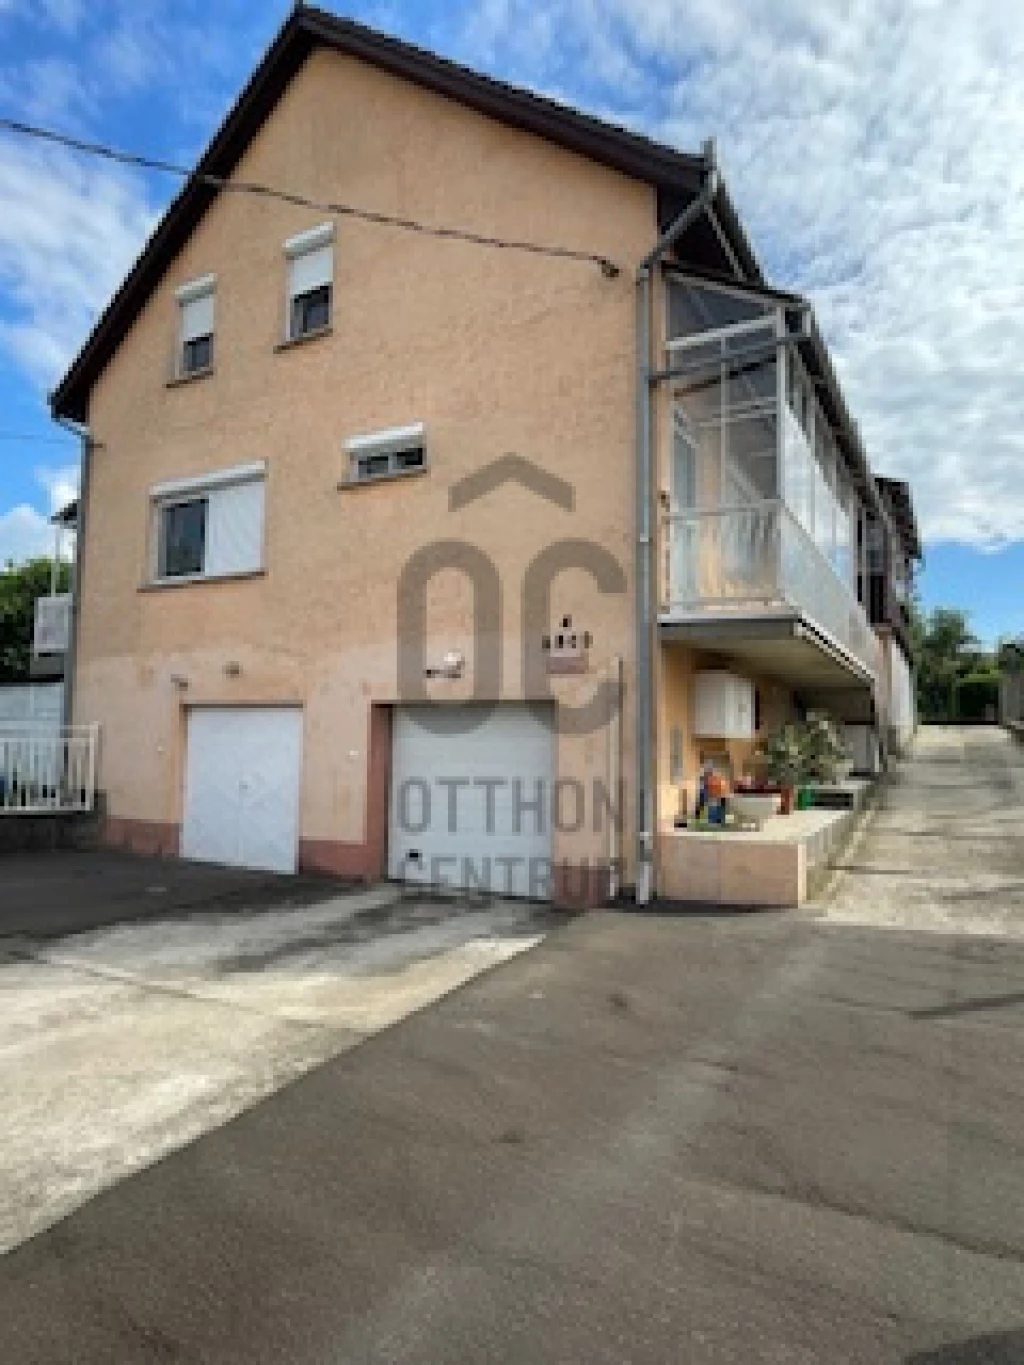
[52,6,718,421]
[801,315,883,516]
[52,9,314,421]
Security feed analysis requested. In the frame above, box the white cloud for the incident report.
[35,461,79,515]
[0,139,156,388]
[453,0,1024,549]
[0,503,51,565]
[0,56,98,124]
[0,465,78,566]
[1,0,1019,553]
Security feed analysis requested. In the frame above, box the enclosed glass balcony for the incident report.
[660,275,879,684]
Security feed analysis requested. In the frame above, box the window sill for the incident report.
[166,366,214,389]
[274,324,333,353]
[139,569,266,592]
[338,464,429,491]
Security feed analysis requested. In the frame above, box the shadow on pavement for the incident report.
[906,1329,1024,1363]
[910,990,1024,1021]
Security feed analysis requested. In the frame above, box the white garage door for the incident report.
[389,704,554,900]
[182,707,303,875]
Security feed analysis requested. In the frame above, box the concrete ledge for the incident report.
[658,781,874,909]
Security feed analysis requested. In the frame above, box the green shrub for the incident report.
[955,671,1001,722]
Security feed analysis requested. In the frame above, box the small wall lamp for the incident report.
[425,650,465,680]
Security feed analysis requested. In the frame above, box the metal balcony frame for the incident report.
[658,274,879,686]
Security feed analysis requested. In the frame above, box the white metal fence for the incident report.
[663,499,880,680]
[0,725,98,814]
[0,682,63,736]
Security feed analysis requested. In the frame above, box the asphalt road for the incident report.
[2,908,1022,1364]
[0,852,552,1255]
[817,726,1024,938]
[0,847,345,939]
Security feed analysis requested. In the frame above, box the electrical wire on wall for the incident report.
[0,116,622,278]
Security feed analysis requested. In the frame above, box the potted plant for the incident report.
[761,723,805,814]
[801,712,850,785]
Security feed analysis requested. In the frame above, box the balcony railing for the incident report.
[662,500,880,680]
[0,725,98,815]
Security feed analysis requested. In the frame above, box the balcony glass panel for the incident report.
[664,501,879,678]
[668,279,772,339]
[662,277,878,680]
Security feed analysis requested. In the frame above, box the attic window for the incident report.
[175,274,215,377]
[285,223,334,341]
[342,423,428,487]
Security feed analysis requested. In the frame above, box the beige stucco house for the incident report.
[52,5,917,909]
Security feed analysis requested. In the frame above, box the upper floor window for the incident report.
[175,274,216,377]
[151,463,265,584]
[285,223,334,341]
[342,423,428,486]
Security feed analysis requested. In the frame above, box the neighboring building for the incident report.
[869,478,922,755]
[51,5,917,907]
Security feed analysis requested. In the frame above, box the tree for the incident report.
[913,606,980,722]
[0,558,71,683]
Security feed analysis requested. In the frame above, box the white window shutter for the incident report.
[289,244,332,298]
[205,480,264,577]
[181,290,215,342]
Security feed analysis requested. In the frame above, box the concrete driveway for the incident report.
[0,850,554,1253]
[1,909,1022,1363]
[815,726,1024,937]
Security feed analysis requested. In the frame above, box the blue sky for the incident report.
[1,0,1022,644]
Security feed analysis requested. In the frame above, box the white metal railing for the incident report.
[663,500,880,679]
[0,725,98,814]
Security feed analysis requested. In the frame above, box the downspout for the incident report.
[634,141,719,906]
[53,415,92,731]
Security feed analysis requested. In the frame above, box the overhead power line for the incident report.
[0,116,622,278]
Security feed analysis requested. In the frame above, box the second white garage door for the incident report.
[389,704,554,899]
[182,707,303,874]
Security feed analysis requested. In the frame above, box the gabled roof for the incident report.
[52,498,78,529]
[51,3,760,422]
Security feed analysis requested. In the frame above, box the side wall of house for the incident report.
[75,47,656,901]
[656,646,795,826]
[885,632,916,752]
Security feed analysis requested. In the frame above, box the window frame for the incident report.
[341,423,429,488]
[158,496,208,580]
[284,223,335,343]
[175,274,216,379]
[148,462,266,586]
